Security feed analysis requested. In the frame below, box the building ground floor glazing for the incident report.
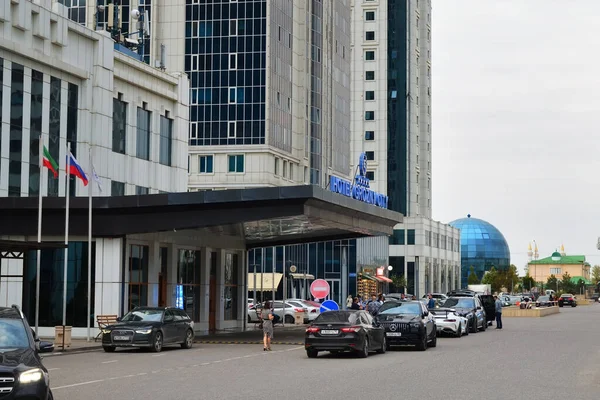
[0,233,247,338]
[0,234,390,338]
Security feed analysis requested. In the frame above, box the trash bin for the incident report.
[54,326,72,348]
[294,311,305,325]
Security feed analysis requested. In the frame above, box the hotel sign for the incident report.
[329,153,389,209]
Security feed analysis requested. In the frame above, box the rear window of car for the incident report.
[314,312,358,324]
[561,294,573,298]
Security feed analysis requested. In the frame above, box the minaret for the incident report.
[527,243,533,261]
[533,243,539,260]
[560,244,566,256]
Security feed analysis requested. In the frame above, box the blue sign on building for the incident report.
[329,153,389,209]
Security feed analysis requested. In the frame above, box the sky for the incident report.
[431,0,600,274]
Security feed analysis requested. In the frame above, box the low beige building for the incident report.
[528,250,590,285]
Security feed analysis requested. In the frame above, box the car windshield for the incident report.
[378,302,421,315]
[0,319,29,349]
[442,298,475,309]
[314,312,359,324]
[122,309,164,322]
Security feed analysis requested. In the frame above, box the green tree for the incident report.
[481,267,500,292]
[390,274,407,293]
[592,265,600,285]
[495,265,520,293]
[561,271,576,294]
[522,272,535,290]
[467,266,480,285]
[547,274,559,291]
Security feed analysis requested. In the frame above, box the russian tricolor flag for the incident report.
[67,152,89,186]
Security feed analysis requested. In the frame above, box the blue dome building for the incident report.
[449,214,511,288]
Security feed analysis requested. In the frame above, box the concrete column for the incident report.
[147,240,160,307]
[199,248,211,325]
[215,250,225,330]
[437,260,442,293]
[167,243,178,307]
[240,251,247,330]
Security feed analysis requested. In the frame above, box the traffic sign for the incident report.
[310,279,330,299]
[320,300,339,313]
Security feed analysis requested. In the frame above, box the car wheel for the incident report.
[456,323,462,338]
[181,329,194,349]
[481,320,487,331]
[306,349,318,358]
[151,331,163,353]
[103,346,115,353]
[377,337,386,354]
[416,334,427,351]
[469,318,477,333]
[572,304,577,307]
[48,389,54,400]
[358,338,369,358]
[430,331,437,348]
[285,315,294,324]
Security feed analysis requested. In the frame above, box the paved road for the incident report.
[44,305,600,400]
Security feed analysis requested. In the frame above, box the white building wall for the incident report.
[350,0,388,195]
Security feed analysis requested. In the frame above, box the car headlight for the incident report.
[101,329,111,334]
[135,329,153,334]
[20,368,44,384]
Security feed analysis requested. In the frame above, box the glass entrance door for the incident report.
[326,279,341,305]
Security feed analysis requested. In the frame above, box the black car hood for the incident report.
[106,321,162,330]
[378,314,420,323]
[0,347,43,373]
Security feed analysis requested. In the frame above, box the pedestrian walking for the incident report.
[350,297,362,310]
[494,295,503,329]
[366,294,381,315]
[261,300,275,351]
[427,294,436,309]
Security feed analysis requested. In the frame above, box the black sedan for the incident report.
[102,307,194,353]
[376,301,436,351]
[305,310,386,358]
[535,296,554,307]
[558,294,577,307]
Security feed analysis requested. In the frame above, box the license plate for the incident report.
[321,330,339,335]
[114,335,130,341]
[386,332,402,337]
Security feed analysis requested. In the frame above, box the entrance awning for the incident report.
[247,273,283,291]
[0,185,403,249]
[376,275,393,283]
[289,273,315,280]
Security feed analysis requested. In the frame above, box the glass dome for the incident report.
[449,214,511,288]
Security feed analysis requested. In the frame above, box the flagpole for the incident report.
[62,142,71,349]
[87,147,92,342]
[35,135,43,336]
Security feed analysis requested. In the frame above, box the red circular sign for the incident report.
[310,279,330,300]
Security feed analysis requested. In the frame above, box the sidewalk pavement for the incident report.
[40,325,307,355]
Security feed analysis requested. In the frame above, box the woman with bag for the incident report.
[261,301,274,351]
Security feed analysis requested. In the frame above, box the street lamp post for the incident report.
[387,265,393,294]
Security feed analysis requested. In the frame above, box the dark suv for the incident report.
[0,305,55,399]
[376,301,437,351]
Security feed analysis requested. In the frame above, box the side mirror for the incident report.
[116,317,122,322]
[38,341,55,354]
[30,328,39,342]
[476,306,482,310]
[422,311,429,318]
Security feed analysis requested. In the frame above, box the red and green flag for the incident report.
[42,146,58,178]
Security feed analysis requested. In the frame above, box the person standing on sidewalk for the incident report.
[261,301,274,351]
[494,295,503,329]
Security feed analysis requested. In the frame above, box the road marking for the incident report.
[52,347,305,390]
[54,380,105,390]
[47,368,60,371]
[151,354,165,357]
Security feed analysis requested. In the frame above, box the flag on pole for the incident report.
[66,152,89,186]
[42,146,58,178]
[91,163,103,193]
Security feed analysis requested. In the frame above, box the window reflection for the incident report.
[129,245,149,310]
[224,253,238,321]
[178,250,201,322]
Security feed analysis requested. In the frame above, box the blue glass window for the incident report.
[199,155,213,173]
[228,154,244,173]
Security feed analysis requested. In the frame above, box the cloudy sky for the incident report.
[431,0,600,273]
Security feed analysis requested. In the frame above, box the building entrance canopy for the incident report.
[0,186,402,248]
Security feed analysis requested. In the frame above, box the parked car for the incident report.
[248,301,309,324]
[0,305,55,400]
[287,299,320,322]
[101,307,194,353]
[430,307,468,337]
[376,300,437,351]
[535,295,554,307]
[558,294,577,307]
[445,291,495,326]
[507,295,524,305]
[441,296,487,333]
[421,293,448,303]
[305,310,386,358]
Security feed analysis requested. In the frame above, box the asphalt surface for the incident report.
[44,305,600,400]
